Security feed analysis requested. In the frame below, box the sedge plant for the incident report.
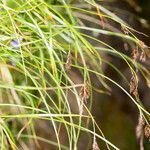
[0,0,150,149]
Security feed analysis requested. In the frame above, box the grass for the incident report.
[0,0,149,149]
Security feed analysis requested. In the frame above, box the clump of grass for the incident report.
[0,0,149,149]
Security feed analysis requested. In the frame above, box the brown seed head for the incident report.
[138,40,147,49]
[65,53,72,70]
[79,82,90,103]
[139,115,145,126]
[144,125,150,139]
[136,115,145,139]
[129,74,139,97]
[139,51,146,62]
[132,46,139,60]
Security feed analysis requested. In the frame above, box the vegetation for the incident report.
[0,0,149,149]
